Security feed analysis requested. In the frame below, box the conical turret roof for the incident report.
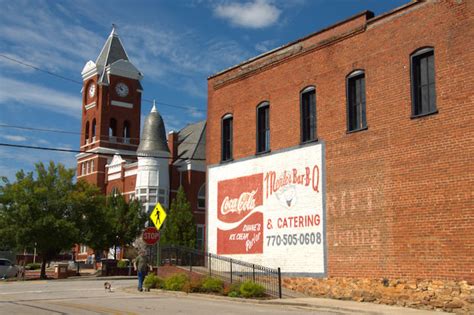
[96,25,129,68]
[138,103,170,155]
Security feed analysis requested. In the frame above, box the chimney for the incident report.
[168,131,178,164]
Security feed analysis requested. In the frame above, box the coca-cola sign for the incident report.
[217,174,263,223]
[217,174,264,254]
[220,189,258,216]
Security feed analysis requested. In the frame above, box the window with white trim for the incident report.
[197,184,205,209]
[91,119,96,141]
[196,225,205,250]
[80,244,88,253]
[123,120,131,144]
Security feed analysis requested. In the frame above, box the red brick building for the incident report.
[75,27,206,260]
[206,0,473,310]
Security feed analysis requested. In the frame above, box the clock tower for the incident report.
[77,26,143,191]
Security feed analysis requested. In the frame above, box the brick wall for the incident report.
[207,0,473,282]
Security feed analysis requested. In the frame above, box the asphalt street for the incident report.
[0,279,338,315]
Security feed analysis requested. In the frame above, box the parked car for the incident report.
[0,258,18,279]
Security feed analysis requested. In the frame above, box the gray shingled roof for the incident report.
[138,106,170,155]
[174,120,206,164]
[95,32,129,68]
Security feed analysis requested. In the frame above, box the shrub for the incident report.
[25,263,41,270]
[239,280,265,298]
[164,274,189,291]
[226,283,241,297]
[143,274,164,290]
[182,277,204,293]
[201,277,224,293]
[202,277,223,293]
[117,260,128,268]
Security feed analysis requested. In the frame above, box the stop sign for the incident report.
[142,227,160,245]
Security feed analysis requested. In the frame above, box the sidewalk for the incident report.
[261,297,451,315]
[122,286,450,315]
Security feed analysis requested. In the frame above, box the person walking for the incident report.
[133,249,153,292]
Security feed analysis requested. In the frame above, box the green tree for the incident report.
[161,186,196,248]
[68,180,109,253]
[104,193,146,259]
[0,162,99,279]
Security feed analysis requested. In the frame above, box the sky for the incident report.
[0,0,408,181]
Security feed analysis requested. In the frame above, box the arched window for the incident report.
[111,187,120,197]
[123,120,130,144]
[256,101,270,153]
[221,114,233,162]
[109,118,117,141]
[346,70,367,132]
[300,86,316,143]
[85,121,90,144]
[197,184,206,209]
[410,47,436,117]
[91,119,96,141]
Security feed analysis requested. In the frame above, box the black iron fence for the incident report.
[160,245,281,298]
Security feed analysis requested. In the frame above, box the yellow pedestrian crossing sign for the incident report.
[150,203,167,230]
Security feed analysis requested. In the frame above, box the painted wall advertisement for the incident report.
[208,144,325,275]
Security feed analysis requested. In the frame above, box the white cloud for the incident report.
[214,0,281,28]
[1,135,27,142]
[0,77,81,118]
[0,2,103,74]
[255,39,279,53]
[122,25,250,79]
[186,107,206,119]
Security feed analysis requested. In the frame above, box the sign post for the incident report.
[149,203,167,272]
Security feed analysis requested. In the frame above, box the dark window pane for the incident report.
[222,117,233,161]
[429,83,436,112]
[421,86,429,114]
[420,57,428,86]
[257,104,270,153]
[347,74,366,131]
[301,89,316,142]
[412,49,436,116]
[428,54,435,84]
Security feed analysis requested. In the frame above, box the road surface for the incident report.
[0,279,338,314]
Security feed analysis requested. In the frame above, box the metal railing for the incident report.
[160,245,282,298]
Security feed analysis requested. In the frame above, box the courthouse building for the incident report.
[206,0,473,311]
[75,27,207,259]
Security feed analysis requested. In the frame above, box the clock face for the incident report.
[88,84,96,98]
[115,82,129,97]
